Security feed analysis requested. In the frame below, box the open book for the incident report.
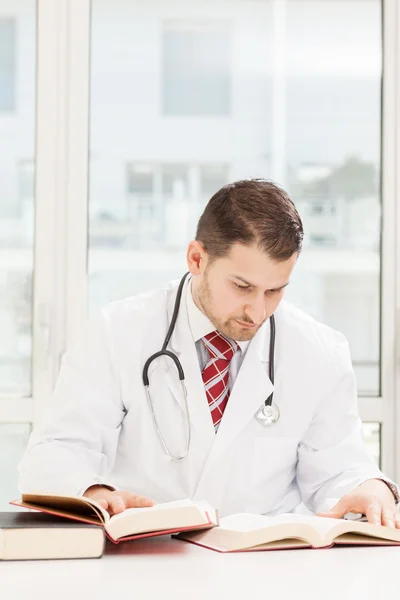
[10,493,217,544]
[177,512,400,552]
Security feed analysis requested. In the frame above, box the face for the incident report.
[187,241,298,342]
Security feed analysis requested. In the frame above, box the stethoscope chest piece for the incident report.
[255,402,280,426]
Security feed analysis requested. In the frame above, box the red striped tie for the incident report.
[201,331,238,432]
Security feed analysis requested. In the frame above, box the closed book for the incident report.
[176,512,400,552]
[11,494,218,544]
[0,511,105,560]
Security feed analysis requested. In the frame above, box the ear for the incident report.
[186,240,207,275]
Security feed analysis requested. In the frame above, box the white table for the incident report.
[1,535,398,600]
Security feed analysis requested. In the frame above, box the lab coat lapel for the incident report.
[165,278,215,451]
[196,320,274,484]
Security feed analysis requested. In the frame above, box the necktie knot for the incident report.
[202,331,238,363]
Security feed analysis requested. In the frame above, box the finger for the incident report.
[317,498,350,520]
[97,498,109,510]
[109,495,126,515]
[381,506,396,528]
[123,493,154,509]
[365,501,382,525]
[395,515,400,529]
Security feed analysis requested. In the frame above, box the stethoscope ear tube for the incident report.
[161,272,191,351]
[142,271,190,387]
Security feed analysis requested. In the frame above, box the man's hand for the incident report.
[317,479,400,528]
[84,485,154,516]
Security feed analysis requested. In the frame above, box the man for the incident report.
[19,179,399,526]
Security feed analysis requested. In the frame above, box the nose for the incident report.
[245,294,267,325]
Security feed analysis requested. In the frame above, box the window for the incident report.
[362,423,381,467]
[0,1,35,510]
[18,159,35,216]
[89,1,382,397]
[200,164,229,196]
[0,15,34,394]
[85,0,397,482]
[284,0,381,395]
[162,20,232,116]
[0,19,15,111]
[126,164,159,249]
[127,164,154,195]
[162,164,188,196]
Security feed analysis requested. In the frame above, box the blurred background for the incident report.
[1,0,396,509]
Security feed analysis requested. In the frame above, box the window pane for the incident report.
[284,0,381,396]
[0,424,31,510]
[127,164,154,195]
[89,0,381,396]
[0,19,15,111]
[163,20,231,116]
[200,164,229,196]
[0,3,35,394]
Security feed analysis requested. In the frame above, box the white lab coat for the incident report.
[19,277,394,516]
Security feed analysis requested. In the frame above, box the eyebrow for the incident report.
[232,275,290,292]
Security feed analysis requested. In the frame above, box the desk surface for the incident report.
[1,535,398,600]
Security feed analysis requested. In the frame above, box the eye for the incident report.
[234,283,250,291]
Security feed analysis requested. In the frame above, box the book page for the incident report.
[328,518,400,544]
[109,499,216,525]
[217,513,339,535]
[185,501,218,525]
[211,514,342,548]
[105,499,216,541]
[178,514,321,551]
[267,514,345,538]
[334,532,400,545]
[268,513,400,545]
[218,513,275,532]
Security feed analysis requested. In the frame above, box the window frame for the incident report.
[0,0,90,425]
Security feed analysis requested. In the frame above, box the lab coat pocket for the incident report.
[252,436,298,490]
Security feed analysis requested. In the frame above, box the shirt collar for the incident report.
[186,277,249,352]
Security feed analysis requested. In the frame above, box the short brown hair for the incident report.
[196,179,304,261]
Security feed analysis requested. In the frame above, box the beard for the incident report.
[194,271,263,342]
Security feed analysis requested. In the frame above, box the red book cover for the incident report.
[10,498,215,545]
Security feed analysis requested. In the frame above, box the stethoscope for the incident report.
[142,272,280,461]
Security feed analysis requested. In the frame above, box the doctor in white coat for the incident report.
[19,179,400,526]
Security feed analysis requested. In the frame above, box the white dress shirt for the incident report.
[186,278,250,389]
